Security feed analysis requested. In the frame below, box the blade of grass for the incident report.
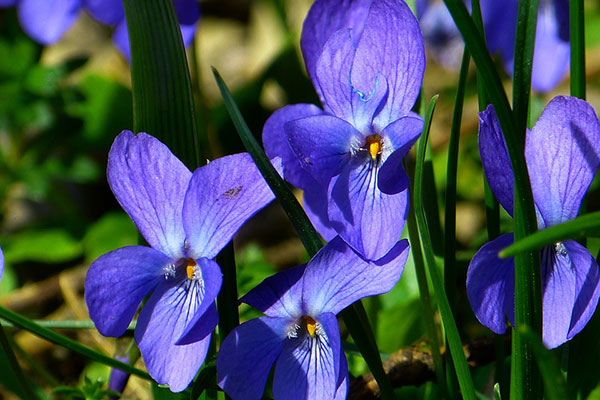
[212,67,397,399]
[0,306,151,381]
[500,211,600,257]
[415,95,476,400]
[216,243,239,345]
[570,0,586,100]
[1,319,136,330]
[123,0,203,169]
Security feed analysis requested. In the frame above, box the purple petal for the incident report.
[478,105,514,216]
[108,355,130,394]
[217,317,289,400]
[286,114,361,184]
[182,153,275,259]
[84,0,124,25]
[175,258,223,344]
[113,20,131,61]
[262,104,325,189]
[0,0,17,6]
[565,240,600,341]
[273,312,341,400]
[135,278,215,392]
[315,28,388,133]
[541,240,600,348]
[328,163,410,260]
[526,96,600,227]
[85,246,167,337]
[241,264,306,319]
[481,0,518,62]
[530,2,569,93]
[107,131,190,258]
[303,185,337,241]
[353,0,425,130]
[466,234,515,334]
[18,0,81,44]
[0,246,3,281]
[378,114,423,194]
[302,237,409,315]
[180,23,196,48]
[300,0,371,97]
[334,348,349,400]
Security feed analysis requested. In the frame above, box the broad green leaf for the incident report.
[3,228,82,264]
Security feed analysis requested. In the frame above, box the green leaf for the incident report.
[413,95,476,400]
[500,211,600,258]
[83,212,138,261]
[3,228,82,264]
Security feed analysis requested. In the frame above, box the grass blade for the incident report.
[570,0,586,100]
[414,95,476,400]
[0,306,151,381]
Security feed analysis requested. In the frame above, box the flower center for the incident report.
[163,257,200,281]
[303,316,317,338]
[365,134,383,161]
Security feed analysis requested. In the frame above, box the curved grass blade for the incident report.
[500,211,600,258]
[0,306,151,381]
[212,67,397,399]
[0,323,38,399]
[414,95,476,400]
[570,0,586,100]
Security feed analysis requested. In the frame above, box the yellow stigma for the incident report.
[365,135,382,160]
[185,258,197,279]
[303,316,317,337]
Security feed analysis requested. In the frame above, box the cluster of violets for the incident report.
[0,0,599,398]
[0,0,200,61]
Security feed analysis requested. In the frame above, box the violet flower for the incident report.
[263,0,425,260]
[217,236,410,400]
[85,131,276,391]
[1,0,199,61]
[467,96,600,348]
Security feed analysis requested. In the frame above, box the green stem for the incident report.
[570,0,586,100]
[406,201,446,397]
[216,242,240,344]
[1,319,136,330]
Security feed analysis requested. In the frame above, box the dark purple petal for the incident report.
[478,105,514,216]
[565,240,600,341]
[553,0,570,41]
[378,114,423,194]
[107,131,190,258]
[303,185,337,241]
[530,2,569,93]
[302,237,409,315]
[113,20,131,61]
[84,0,124,25]
[300,0,371,97]
[85,246,167,337]
[286,114,361,184]
[263,104,325,189]
[182,153,276,259]
[0,0,18,6]
[217,317,289,400]
[328,163,409,260]
[273,312,341,400]
[175,258,223,344]
[353,0,425,129]
[526,96,600,227]
[135,278,215,392]
[466,234,515,335]
[108,355,130,394]
[241,264,306,319]
[481,0,518,62]
[315,28,388,133]
[18,0,81,44]
[173,0,200,26]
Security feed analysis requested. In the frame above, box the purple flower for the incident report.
[1,0,199,61]
[467,96,600,348]
[217,236,410,400]
[0,246,3,281]
[263,0,425,260]
[85,131,276,391]
[417,0,464,69]
[107,355,130,395]
[482,0,569,92]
